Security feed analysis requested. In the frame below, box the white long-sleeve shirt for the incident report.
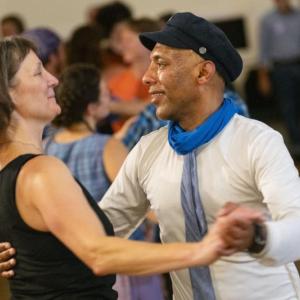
[100,114,300,300]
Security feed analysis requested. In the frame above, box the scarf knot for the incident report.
[168,98,237,154]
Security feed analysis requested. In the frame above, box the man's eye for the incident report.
[157,62,166,69]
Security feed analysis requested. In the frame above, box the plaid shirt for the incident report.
[44,133,111,202]
[122,104,167,150]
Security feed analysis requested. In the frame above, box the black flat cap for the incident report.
[139,12,243,82]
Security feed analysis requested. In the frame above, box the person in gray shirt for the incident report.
[258,0,300,154]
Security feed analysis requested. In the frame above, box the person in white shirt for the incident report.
[99,12,300,300]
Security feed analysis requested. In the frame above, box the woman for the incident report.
[0,36,260,299]
[43,63,129,299]
[43,63,127,201]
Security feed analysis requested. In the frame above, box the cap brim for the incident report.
[139,27,191,51]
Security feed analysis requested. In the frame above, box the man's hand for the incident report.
[0,242,16,278]
[214,202,265,254]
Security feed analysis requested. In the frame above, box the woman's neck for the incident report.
[54,121,95,143]
[0,133,43,169]
[4,122,43,153]
[0,118,44,168]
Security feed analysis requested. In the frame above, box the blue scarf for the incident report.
[168,98,237,154]
[168,98,237,300]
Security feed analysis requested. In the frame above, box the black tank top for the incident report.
[0,154,117,299]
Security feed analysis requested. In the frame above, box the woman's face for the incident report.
[9,50,61,124]
[110,23,149,64]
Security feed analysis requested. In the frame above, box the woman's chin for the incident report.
[54,105,62,116]
[49,104,61,119]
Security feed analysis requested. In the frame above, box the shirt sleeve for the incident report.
[250,129,300,265]
[99,142,150,238]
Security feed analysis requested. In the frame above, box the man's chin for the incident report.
[156,109,175,122]
[156,112,168,121]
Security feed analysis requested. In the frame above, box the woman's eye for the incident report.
[34,69,42,76]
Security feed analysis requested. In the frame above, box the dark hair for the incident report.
[53,64,101,127]
[66,25,102,68]
[1,14,25,34]
[0,36,37,136]
[95,1,132,38]
[125,17,161,34]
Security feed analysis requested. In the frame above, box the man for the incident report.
[258,0,300,155]
[100,12,300,300]
[1,12,300,300]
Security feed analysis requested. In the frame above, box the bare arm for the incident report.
[14,156,261,276]
[102,137,128,181]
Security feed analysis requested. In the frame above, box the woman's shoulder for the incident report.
[14,155,77,211]
[46,133,111,149]
[19,155,72,185]
[76,133,111,147]
[103,137,128,159]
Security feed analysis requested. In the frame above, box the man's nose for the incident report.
[142,64,156,86]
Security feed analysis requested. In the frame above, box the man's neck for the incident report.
[179,95,224,131]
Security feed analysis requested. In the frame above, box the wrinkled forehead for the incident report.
[150,43,202,63]
[19,50,40,69]
[13,50,41,81]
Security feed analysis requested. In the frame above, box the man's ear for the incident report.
[197,60,216,84]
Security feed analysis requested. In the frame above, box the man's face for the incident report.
[142,43,202,122]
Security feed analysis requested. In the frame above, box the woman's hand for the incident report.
[197,204,265,264]
[0,242,16,278]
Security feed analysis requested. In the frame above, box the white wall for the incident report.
[1,0,299,89]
